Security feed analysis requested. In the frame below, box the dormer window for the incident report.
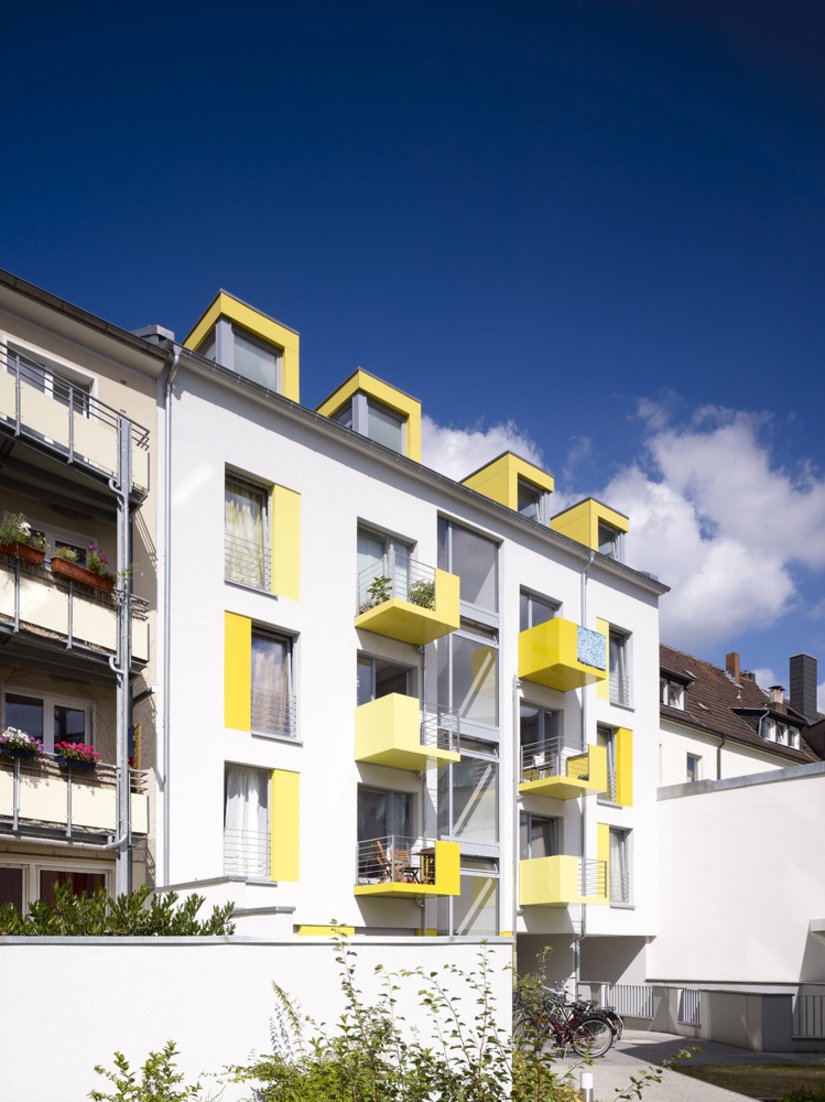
[517,478,546,523]
[598,521,623,561]
[660,677,685,710]
[763,718,776,741]
[197,320,284,393]
[331,392,405,454]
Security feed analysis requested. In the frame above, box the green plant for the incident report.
[0,511,45,549]
[361,574,392,611]
[407,579,435,609]
[86,543,111,575]
[53,545,79,563]
[90,1041,203,1102]
[0,881,236,936]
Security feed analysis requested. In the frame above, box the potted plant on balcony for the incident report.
[359,574,392,613]
[0,727,44,760]
[51,543,115,594]
[0,512,47,566]
[54,741,101,771]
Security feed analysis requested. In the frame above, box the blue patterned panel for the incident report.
[577,627,606,670]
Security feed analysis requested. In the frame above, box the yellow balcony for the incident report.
[519,743,607,800]
[519,856,607,907]
[0,557,149,665]
[355,837,460,898]
[355,557,459,646]
[0,756,149,839]
[518,618,606,691]
[355,694,460,770]
[0,349,150,497]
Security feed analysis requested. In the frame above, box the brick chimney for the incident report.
[726,652,740,683]
[790,654,819,723]
[769,685,784,705]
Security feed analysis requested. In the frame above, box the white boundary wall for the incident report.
[1,937,512,1102]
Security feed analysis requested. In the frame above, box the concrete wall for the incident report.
[0,937,512,1102]
[659,719,794,786]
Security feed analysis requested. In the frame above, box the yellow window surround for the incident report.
[270,485,300,601]
[224,611,252,730]
[462,452,554,516]
[270,770,300,882]
[183,290,300,402]
[550,498,629,551]
[316,368,422,462]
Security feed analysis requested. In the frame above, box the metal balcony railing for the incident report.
[520,737,580,782]
[223,827,270,878]
[597,983,654,1019]
[609,868,631,904]
[0,345,150,494]
[0,555,150,663]
[357,551,436,614]
[356,834,437,886]
[224,531,270,590]
[0,754,149,840]
[250,686,296,739]
[419,702,460,754]
[677,988,701,1027]
[609,671,631,707]
[580,857,607,898]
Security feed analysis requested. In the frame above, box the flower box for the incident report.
[55,755,97,772]
[51,557,114,594]
[0,541,46,566]
[1,747,41,761]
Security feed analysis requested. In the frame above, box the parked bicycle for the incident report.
[512,981,621,1058]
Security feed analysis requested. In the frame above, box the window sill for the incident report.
[251,730,301,746]
[608,700,635,713]
[225,577,279,600]
[596,798,623,809]
[609,901,635,910]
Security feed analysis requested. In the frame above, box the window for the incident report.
[598,522,623,561]
[609,628,631,706]
[357,655,414,705]
[39,869,107,905]
[451,857,499,935]
[199,320,283,392]
[225,475,268,588]
[763,719,776,742]
[520,704,561,775]
[358,787,413,844]
[597,725,617,803]
[251,630,294,738]
[686,754,701,783]
[224,765,270,878]
[2,691,91,756]
[609,828,630,904]
[790,728,801,750]
[519,589,559,631]
[438,747,498,843]
[0,866,23,912]
[517,478,546,523]
[6,345,92,416]
[0,862,110,914]
[357,525,413,609]
[519,812,560,859]
[438,519,498,615]
[660,677,685,709]
[333,393,405,453]
[437,622,498,730]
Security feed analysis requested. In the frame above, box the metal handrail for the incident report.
[356,834,437,885]
[224,531,270,589]
[223,826,270,877]
[580,857,607,897]
[520,737,581,781]
[420,702,460,753]
[609,671,631,706]
[250,687,296,739]
[609,868,631,904]
[356,550,437,613]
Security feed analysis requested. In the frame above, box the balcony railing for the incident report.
[224,531,270,590]
[520,737,578,782]
[357,551,436,614]
[609,868,631,904]
[419,702,460,755]
[519,855,608,906]
[519,738,607,799]
[0,755,149,840]
[0,555,149,664]
[250,686,296,740]
[0,346,150,495]
[581,858,607,898]
[355,836,460,897]
[223,827,270,879]
[610,671,631,707]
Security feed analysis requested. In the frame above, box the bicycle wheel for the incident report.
[571,1016,614,1058]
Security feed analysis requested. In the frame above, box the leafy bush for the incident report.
[0,881,235,936]
[53,544,79,563]
[0,511,45,548]
[407,579,435,609]
[91,1041,202,1102]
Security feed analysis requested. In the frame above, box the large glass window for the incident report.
[233,327,282,391]
[609,628,631,706]
[357,525,413,609]
[597,724,617,803]
[438,750,498,843]
[367,401,404,452]
[357,787,413,843]
[0,867,24,912]
[519,590,559,632]
[519,704,561,776]
[438,520,498,614]
[357,655,413,706]
[598,522,623,561]
[225,476,268,588]
[609,828,631,904]
[517,479,545,522]
[224,765,270,878]
[438,623,498,729]
[39,869,107,906]
[251,630,294,738]
[448,857,499,936]
[3,692,90,756]
[519,812,560,859]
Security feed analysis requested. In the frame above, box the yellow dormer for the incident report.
[183,291,300,402]
[550,498,629,559]
[316,369,422,462]
[462,452,555,523]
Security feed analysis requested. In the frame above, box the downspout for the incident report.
[160,346,181,886]
[574,549,596,995]
[512,673,521,971]
[716,735,726,781]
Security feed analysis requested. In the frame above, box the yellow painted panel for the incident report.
[565,744,608,794]
[499,930,515,938]
[224,612,251,730]
[354,568,459,645]
[297,925,354,937]
[596,618,609,700]
[519,855,607,907]
[355,693,459,769]
[462,452,554,512]
[550,498,630,550]
[615,727,633,807]
[271,485,301,600]
[316,369,422,462]
[270,769,300,882]
[597,822,610,902]
[183,290,300,402]
[518,618,607,691]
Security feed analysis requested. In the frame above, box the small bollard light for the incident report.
[579,1069,594,1102]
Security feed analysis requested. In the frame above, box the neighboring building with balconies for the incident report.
[0,270,165,909]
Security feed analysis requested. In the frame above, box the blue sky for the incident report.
[4,1,825,701]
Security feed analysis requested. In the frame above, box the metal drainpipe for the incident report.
[512,673,521,971]
[160,347,181,886]
[716,735,726,780]
[574,549,596,994]
[109,416,132,896]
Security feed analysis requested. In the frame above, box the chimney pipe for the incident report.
[770,685,784,705]
[790,654,819,723]
[726,652,740,683]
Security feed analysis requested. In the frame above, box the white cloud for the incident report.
[422,415,544,481]
[751,668,778,694]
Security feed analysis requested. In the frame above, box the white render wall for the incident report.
[0,936,512,1102]
[160,363,664,953]
[650,764,825,985]
[659,718,793,786]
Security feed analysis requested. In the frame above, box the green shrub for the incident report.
[0,881,235,936]
[90,1041,202,1101]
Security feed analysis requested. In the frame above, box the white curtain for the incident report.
[225,481,264,586]
[224,766,268,877]
[251,634,290,736]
